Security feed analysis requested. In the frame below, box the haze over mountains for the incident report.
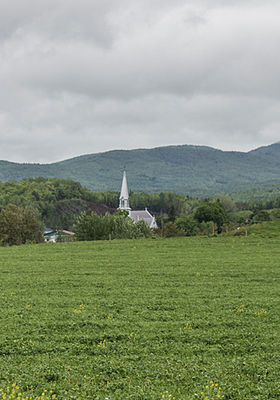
[0,143,280,197]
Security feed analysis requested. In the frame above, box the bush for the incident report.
[199,221,217,236]
[271,208,280,219]
[252,210,271,223]
[161,222,185,238]
[75,212,111,241]
[133,220,153,238]
[75,211,153,241]
[175,214,199,236]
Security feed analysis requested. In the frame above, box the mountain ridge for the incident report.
[0,142,271,165]
[1,143,280,196]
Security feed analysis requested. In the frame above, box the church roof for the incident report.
[130,210,153,220]
[130,210,157,228]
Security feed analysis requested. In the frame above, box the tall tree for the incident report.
[0,205,43,246]
[194,201,227,233]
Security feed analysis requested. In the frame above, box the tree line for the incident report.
[0,178,198,230]
[0,178,279,245]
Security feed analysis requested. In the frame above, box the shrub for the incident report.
[161,222,185,238]
[252,210,271,223]
[75,211,153,241]
[75,212,111,241]
[199,221,217,236]
[175,214,199,236]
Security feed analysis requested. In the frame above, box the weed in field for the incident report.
[161,390,175,400]
[0,384,56,400]
[13,338,36,348]
[201,380,224,400]
[97,339,110,348]
[255,308,268,316]
[183,323,193,333]
[128,332,137,342]
[235,304,247,313]
[72,304,86,313]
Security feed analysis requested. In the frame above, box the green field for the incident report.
[0,237,280,399]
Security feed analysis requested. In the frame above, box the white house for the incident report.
[118,170,157,229]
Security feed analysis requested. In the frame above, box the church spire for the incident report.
[119,170,131,210]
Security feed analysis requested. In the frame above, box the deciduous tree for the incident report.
[0,205,43,246]
[194,201,227,233]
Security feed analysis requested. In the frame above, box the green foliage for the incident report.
[1,143,280,196]
[0,204,43,246]
[270,208,280,218]
[198,221,217,236]
[133,220,153,238]
[75,211,152,241]
[167,205,176,222]
[213,193,236,213]
[75,212,110,241]
[130,192,192,215]
[175,214,199,236]
[0,178,98,230]
[0,237,279,398]
[248,219,280,237]
[225,219,280,238]
[252,210,271,223]
[229,210,253,224]
[194,201,227,232]
[232,184,280,202]
[110,213,136,240]
[160,221,185,238]
[1,177,280,240]
[0,178,198,229]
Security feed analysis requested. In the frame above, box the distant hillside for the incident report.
[1,143,280,196]
[232,184,280,202]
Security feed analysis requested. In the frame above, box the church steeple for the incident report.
[119,170,131,210]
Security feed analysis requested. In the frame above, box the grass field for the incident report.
[0,237,280,399]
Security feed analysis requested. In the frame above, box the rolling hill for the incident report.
[1,143,280,196]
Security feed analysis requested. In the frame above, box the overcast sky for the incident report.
[0,0,280,163]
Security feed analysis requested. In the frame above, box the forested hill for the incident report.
[1,143,280,196]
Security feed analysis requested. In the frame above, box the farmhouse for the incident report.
[43,228,75,242]
[119,170,157,229]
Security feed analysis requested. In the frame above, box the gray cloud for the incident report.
[0,0,279,162]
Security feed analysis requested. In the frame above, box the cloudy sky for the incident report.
[0,0,280,162]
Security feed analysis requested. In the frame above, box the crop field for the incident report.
[0,237,280,400]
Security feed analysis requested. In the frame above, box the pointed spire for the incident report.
[120,170,129,200]
[119,170,131,210]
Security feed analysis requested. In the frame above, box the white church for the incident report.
[119,171,158,229]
